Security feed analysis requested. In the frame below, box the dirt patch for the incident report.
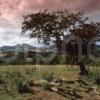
[21,76,100,100]
[22,91,66,100]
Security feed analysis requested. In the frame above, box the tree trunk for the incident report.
[78,61,88,75]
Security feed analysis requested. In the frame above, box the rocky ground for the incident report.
[21,76,100,100]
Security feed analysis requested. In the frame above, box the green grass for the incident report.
[0,65,99,99]
[0,65,79,78]
[0,65,79,97]
[0,95,20,100]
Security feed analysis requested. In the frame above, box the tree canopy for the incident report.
[22,9,100,75]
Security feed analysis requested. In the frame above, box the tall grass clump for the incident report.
[86,68,100,85]
[41,70,54,82]
[25,67,37,75]
[0,70,31,96]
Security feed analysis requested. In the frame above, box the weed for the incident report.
[25,67,37,75]
[86,68,100,85]
[41,71,54,82]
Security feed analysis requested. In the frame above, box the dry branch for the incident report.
[29,79,60,87]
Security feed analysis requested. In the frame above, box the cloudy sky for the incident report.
[0,0,100,47]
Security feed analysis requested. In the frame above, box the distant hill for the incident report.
[0,44,56,53]
[0,44,36,53]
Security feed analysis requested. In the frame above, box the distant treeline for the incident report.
[0,51,99,65]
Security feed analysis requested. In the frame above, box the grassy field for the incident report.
[0,65,81,81]
[0,65,100,100]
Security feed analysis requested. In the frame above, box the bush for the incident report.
[25,67,37,75]
[86,68,100,85]
[41,82,51,90]
[0,71,30,96]
[0,72,18,95]
[41,71,54,82]
[18,81,31,94]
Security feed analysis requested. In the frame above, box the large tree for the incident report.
[21,10,100,75]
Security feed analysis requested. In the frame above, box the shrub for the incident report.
[25,67,37,75]
[41,71,54,82]
[0,72,18,95]
[41,82,51,90]
[18,81,31,94]
[86,68,100,85]
[0,71,31,96]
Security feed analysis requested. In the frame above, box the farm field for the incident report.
[0,65,100,100]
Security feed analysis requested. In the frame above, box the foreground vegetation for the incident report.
[0,65,100,100]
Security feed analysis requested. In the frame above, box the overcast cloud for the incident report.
[0,0,100,46]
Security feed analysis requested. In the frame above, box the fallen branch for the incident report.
[77,78,91,86]
[29,79,60,87]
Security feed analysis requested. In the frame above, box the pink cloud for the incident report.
[0,0,99,46]
[0,0,100,28]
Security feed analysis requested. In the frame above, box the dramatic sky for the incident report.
[0,0,100,47]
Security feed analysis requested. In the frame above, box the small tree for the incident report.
[21,10,100,75]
